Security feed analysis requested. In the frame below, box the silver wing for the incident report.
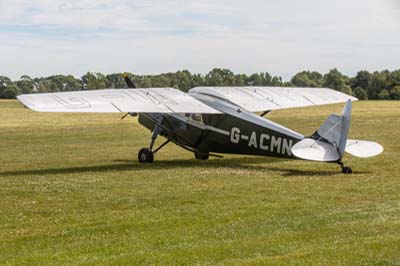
[190,87,358,112]
[17,88,221,114]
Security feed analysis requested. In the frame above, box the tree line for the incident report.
[1,68,400,100]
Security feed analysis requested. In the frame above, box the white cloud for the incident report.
[0,0,399,80]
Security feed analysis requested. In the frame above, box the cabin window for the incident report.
[190,113,203,123]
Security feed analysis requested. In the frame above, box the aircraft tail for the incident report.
[291,100,383,162]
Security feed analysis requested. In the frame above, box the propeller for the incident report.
[121,73,137,119]
[122,73,136,88]
[121,112,138,120]
[121,113,130,120]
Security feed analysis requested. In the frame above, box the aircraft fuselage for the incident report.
[138,92,305,159]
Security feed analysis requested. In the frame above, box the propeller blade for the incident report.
[121,112,138,120]
[122,73,136,88]
[121,113,130,120]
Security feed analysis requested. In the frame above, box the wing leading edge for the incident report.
[17,88,221,114]
[18,86,357,114]
[190,87,358,112]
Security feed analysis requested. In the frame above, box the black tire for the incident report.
[194,152,209,160]
[341,166,352,174]
[138,148,154,163]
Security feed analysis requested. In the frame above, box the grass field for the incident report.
[1,100,400,266]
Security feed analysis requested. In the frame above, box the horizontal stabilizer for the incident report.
[345,139,383,158]
[292,138,340,162]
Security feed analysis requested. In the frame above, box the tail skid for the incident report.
[291,100,383,173]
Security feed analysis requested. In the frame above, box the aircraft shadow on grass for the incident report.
[0,157,370,177]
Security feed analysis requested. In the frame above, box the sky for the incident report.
[0,0,399,80]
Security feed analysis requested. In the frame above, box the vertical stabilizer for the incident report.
[338,99,352,159]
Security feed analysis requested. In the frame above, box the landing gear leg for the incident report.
[138,125,170,163]
[338,162,352,174]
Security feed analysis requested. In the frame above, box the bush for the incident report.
[379,89,390,100]
[1,85,20,99]
[353,87,368,100]
[391,86,400,100]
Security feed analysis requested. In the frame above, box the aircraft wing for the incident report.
[17,88,221,114]
[190,87,358,112]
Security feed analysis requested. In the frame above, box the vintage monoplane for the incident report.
[17,75,383,174]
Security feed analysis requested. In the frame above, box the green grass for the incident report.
[1,100,400,266]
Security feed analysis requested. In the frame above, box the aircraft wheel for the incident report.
[138,148,154,163]
[341,166,352,174]
[195,152,209,160]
